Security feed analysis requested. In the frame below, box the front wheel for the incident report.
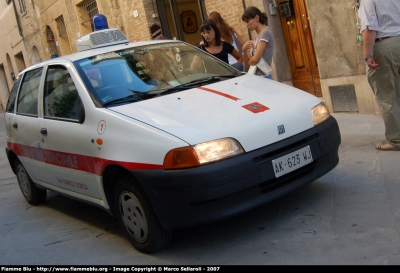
[15,160,47,205]
[114,175,172,253]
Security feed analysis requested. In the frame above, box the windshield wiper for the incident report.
[158,75,238,96]
[102,95,141,107]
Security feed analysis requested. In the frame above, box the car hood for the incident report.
[110,75,322,152]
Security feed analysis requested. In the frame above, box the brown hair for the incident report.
[208,11,234,44]
[241,6,268,26]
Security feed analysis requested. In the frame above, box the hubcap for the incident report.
[17,166,31,198]
[119,191,148,243]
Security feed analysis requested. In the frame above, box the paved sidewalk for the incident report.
[1,113,400,265]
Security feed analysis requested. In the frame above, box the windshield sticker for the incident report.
[146,43,186,51]
[242,102,270,113]
[168,80,181,87]
[92,52,121,62]
[175,53,181,62]
[197,86,240,101]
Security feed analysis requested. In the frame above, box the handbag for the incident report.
[247,34,272,75]
[248,57,272,75]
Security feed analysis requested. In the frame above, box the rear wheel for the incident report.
[15,160,47,205]
[114,175,172,253]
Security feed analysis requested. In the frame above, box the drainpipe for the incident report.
[11,0,23,37]
[241,0,252,39]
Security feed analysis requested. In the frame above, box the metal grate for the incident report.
[77,0,98,24]
[329,84,359,112]
[90,29,128,45]
[55,16,67,36]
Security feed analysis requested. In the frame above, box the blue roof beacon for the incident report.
[93,14,109,31]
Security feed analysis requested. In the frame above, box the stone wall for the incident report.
[306,0,376,114]
[118,0,160,42]
[306,0,365,79]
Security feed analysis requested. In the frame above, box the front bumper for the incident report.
[132,116,341,229]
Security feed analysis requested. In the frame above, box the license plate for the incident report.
[272,146,313,178]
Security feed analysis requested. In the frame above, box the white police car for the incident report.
[4,19,341,253]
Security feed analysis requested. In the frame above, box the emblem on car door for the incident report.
[277,124,285,135]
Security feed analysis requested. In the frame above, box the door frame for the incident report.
[277,0,322,97]
[157,0,207,42]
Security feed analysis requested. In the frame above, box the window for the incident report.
[18,0,27,14]
[43,66,80,120]
[16,68,43,116]
[6,76,22,113]
[55,16,67,37]
[77,0,98,29]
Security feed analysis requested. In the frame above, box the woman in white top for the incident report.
[208,11,245,71]
[241,7,274,79]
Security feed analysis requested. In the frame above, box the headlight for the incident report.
[163,138,244,170]
[311,102,330,126]
[193,138,244,164]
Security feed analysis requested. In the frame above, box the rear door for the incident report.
[10,68,48,182]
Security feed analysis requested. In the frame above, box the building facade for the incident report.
[0,0,28,111]
[0,0,377,115]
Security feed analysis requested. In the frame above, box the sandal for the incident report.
[376,141,400,151]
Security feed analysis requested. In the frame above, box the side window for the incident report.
[16,68,43,116]
[43,65,80,120]
[6,76,22,113]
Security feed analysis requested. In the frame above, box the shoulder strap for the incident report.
[232,29,238,39]
[232,30,243,55]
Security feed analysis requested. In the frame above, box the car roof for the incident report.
[20,39,185,74]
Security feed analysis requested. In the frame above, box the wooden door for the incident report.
[278,0,322,97]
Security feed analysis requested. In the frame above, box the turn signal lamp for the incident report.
[163,147,200,170]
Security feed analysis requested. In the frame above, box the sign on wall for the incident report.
[181,11,198,34]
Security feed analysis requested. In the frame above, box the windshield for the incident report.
[74,42,242,107]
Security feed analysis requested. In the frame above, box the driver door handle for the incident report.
[13,122,18,129]
[40,128,48,135]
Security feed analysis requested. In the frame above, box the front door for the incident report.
[39,65,102,199]
[278,0,322,97]
[157,0,206,46]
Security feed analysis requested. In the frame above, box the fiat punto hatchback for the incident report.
[4,27,341,253]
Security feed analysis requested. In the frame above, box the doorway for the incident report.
[278,0,322,97]
[157,0,206,45]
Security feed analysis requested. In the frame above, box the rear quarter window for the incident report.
[6,76,22,113]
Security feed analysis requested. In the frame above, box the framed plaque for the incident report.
[181,11,198,34]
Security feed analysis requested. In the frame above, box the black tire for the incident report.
[15,160,47,205]
[114,175,172,253]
